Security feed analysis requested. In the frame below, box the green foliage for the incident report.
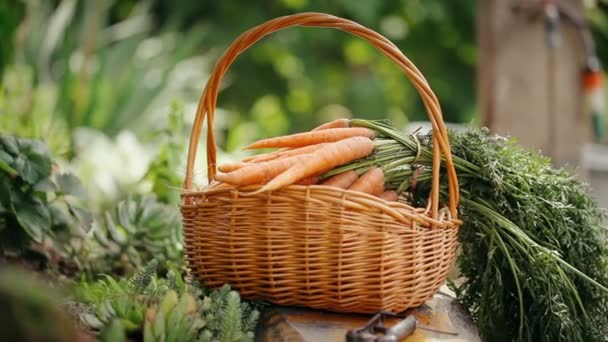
[588,1,608,62]
[0,65,71,157]
[149,1,477,137]
[142,290,205,342]
[0,1,23,70]
[196,284,260,342]
[0,132,183,276]
[10,0,208,139]
[5,0,608,152]
[142,100,187,205]
[74,259,260,341]
[0,134,91,252]
[100,319,127,342]
[128,258,159,294]
[442,129,608,342]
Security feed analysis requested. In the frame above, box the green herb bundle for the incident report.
[329,120,608,342]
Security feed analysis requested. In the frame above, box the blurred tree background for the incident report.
[0,0,607,175]
[1,0,477,154]
[148,0,478,149]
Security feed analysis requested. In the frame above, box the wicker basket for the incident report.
[181,12,461,314]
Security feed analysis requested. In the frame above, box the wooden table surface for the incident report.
[255,291,480,342]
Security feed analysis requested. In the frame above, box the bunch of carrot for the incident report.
[210,118,400,201]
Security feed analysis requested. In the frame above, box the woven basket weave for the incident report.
[181,12,461,314]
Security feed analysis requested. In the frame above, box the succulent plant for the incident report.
[83,195,184,275]
[74,259,260,341]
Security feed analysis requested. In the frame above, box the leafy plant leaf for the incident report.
[104,212,128,245]
[0,151,17,176]
[55,173,88,198]
[1,134,93,254]
[117,200,136,235]
[48,202,74,228]
[0,135,19,155]
[100,319,127,342]
[81,313,104,330]
[33,177,57,192]
[220,291,244,342]
[10,193,51,243]
[128,259,159,294]
[68,204,94,232]
[12,138,52,184]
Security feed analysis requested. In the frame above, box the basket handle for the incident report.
[183,12,459,219]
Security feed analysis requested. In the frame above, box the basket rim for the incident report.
[181,184,462,229]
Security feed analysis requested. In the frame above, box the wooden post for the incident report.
[478,0,591,166]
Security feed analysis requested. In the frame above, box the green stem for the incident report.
[492,227,525,341]
[465,197,608,293]
[0,160,17,177]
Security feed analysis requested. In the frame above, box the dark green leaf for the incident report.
[0,135,19,155]
[117,199,136,234]
[48,202,73,228]
[94,223,112,248]
[33,177,58,192]
[69,204,94,232]
[105,212,128,245]
[8,138,52,185]
[10,194,51,243]
[0,217,31,251]
[55,173,88,198]
[0,151,17,176]
[0,175,10,208]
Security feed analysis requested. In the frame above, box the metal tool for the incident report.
[345,311,417,342]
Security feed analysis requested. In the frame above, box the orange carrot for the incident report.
[243,143,328,163]
[320,170,358,189]
[215,154,311,185]
[251,136,374,193]
[241,153,276,163]
[242,127,375,150]
[218,161,251,173]
[312,118,350,131]
[264,119,349,153]
[295,175,319,185]
[241,153,275,163]
[272,119,350,154]
[378,190,399,202]
[347,167,385,196]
